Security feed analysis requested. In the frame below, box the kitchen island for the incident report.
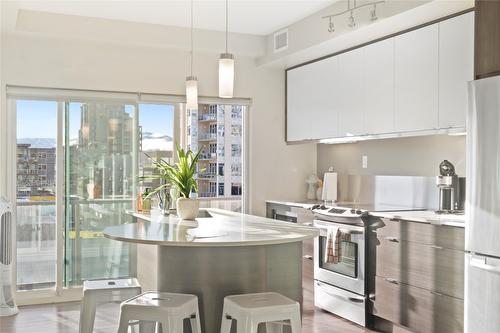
[103,208,319,333]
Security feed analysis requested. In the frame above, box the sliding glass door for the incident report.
[64,101,138,286]
[8,87,248,302]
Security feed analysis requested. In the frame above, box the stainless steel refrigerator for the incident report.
[466,75,500,333]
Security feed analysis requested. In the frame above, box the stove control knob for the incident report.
[350,209,356,214]
[355,210,362,215]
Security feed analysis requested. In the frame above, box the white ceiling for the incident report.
[5,0,336,36]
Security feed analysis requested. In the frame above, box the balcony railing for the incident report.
[15,193,242,290]
[198,172,216,180]
[198,152,216,160]
[15,197,135,290]
[198,192,217,198]
[198,114,217,122]
[198,133,217,141]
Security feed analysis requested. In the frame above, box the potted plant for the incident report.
[143,144,203,220]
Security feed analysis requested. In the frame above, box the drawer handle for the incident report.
[430,245,444,250]
[316,282,365,303]
[384,277,398,284]
[303,255,313,261]
[383,236,399,243]
[430,291,444,297]
[303,222,313,227]
[347,296,365,303]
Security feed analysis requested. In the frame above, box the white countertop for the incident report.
[266,199,322,209]
[370,210,465,227]
[103,208,319,247]
[266,199,465,227]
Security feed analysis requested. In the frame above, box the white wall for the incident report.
[0,32,316,216]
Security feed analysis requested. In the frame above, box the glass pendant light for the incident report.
[219,0,234,98]
[186,0,198,109]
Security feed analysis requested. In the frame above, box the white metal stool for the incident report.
[117,292,202,333]
[220,292,301,333]
[79,278,143,333]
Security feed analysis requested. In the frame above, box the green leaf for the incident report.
[142,143,202,199]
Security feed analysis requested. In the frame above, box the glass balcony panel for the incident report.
[15,100,58,291]
[64,102,138,287]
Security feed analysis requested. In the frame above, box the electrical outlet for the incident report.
[362,155,368,169]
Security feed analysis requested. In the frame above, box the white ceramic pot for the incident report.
[176,197,199,220]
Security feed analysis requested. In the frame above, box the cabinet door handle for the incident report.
[383,236,399,243]
[430,291,444,297]
[303,222,313,227]
[430,245,444,250]
[384,277,398,284]
[303,255,313,261]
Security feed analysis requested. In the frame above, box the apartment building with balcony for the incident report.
[186,104,243,199]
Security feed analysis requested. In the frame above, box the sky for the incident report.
[16,100,174,140]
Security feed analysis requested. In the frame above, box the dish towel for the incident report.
[324,226,351,264]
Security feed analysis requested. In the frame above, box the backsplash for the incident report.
[317,134,466,177]
[336,175,439,210]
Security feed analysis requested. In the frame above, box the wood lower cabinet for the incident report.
[370,217,465,333]
[373,276,464,333]
[376,235,464,299]
[375,217,464,251]
[265,203,316,310]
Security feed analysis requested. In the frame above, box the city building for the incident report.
[186,104,243,199]
[72,103,134,199]
[16,142,56,199]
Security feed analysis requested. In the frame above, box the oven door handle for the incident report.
[316,282,365,303]
[317,227,363,236]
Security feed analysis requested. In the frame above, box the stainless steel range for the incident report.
[308,175,443,326]
[311,204,370,326]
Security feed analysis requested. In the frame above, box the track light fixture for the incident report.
[323,0,384,33]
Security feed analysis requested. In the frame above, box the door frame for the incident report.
[5,85,251,305]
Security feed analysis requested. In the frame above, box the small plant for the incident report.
[143,143,203,199]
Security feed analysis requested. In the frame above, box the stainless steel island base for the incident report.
[157,242,303,333]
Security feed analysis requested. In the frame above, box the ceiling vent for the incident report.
[273,28,288,53]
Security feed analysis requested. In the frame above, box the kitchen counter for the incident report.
[105,208,319,246]
[370,210,465,227]
[266,199,465,227]
[104,208,318,333]
[265,199,322,209]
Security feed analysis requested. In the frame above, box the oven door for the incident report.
[313,219,365,295]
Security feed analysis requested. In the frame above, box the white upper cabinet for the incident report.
[310,57,340,140]
[337,48,365,136]
[363,38,395,135]
[438,12,474,129]
[285,12,473,142]
[287,65,312,141]
[287,56,339,141]
[394,23,439,132]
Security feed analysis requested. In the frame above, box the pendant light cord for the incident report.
[190,0,194,76]
[225,0,228,53]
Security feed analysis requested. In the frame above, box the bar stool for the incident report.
[79,278,142,333]
[220,292,301,333]
[117,292,202,333]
